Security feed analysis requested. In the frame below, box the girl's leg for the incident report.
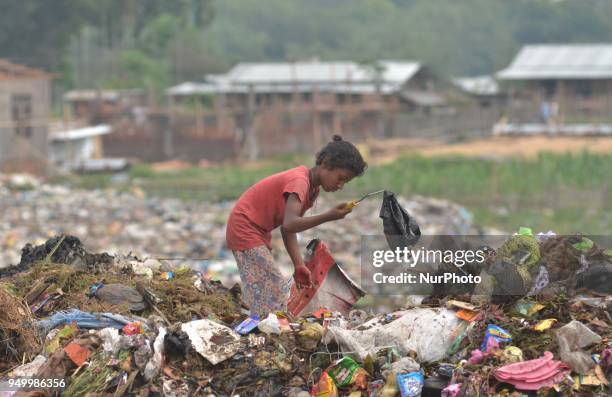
[233,245,289,318]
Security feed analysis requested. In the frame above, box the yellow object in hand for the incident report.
[345,201,358,210]
[345,190,384,210]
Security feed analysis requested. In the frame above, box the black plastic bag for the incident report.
[91,283,147,311]
[576,262,612,294]
[379,190,421,250]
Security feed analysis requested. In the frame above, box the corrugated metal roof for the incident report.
[167,82,400,96]
[497,44,612,80]
[222,60,420,85]
[0,59,50,80]
[166,82,217,96]
[63,89,143,101]
[64,90,120,101]
[71,158,129,172]
[380,61,421,83]
[400,90,446,106]
[49,124,112,141]
[167,60,422,96]
[453,75,499,96]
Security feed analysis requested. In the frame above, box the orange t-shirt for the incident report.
[226,165,319,251]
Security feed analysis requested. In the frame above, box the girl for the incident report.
[226,135,367,318]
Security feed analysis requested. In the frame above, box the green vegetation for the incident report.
[70,151,612,234]
[5,0,612,94]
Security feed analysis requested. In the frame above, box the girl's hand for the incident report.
[325,202,353,221]
[293,265,313,289]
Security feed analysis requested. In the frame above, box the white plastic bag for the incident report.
[258,313,281,335]
[323,308,461,363]
[556,320,602,374]
[144,326,166,380]
[9,355,47,377]
[99,327,121,356]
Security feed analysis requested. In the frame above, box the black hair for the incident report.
[315,134,368,176]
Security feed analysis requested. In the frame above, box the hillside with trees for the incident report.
[3,0,612,91]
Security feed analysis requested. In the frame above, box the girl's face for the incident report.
[319,165,355,192]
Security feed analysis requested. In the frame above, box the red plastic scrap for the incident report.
[287,240,365,317]
[493,351,570,390]
[288,242,337,316]
[312,308,332,319]
[123,322,144,335]
[64,342,90,367]
[455,309,479,322]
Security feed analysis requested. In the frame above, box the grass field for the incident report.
[68,151,612,234]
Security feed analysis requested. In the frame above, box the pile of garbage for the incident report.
[1,231,610,396]
[0,174,486,284]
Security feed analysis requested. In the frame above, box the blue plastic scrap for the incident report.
[36,308,149,334]
[397,371,424,397]
[480,324,512,351]
[234,314,260,335]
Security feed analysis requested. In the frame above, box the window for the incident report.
[576,82,593,99]
[12,94,33,137]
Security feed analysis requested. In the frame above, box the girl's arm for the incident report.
[281,194,313,288]
[281,224,305,269]
[281,194,350,234]
[283,193,350,288]
[282,226,312,288]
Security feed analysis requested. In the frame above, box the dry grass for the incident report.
[151,273,243,323]
[0,288,41,367]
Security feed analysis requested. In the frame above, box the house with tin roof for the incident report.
[497,44,612,124]
[167,59,447,111]
[162,60,450,158]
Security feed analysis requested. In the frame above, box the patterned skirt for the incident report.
[232,245,290,318]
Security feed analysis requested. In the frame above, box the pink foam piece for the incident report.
[441,383,462,397]
[468,349,484,364]
[494,351,571,391]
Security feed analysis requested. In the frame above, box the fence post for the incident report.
[245,84,258,160]
[490,162,499,209]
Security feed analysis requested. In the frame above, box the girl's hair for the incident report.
[315,134,368,176]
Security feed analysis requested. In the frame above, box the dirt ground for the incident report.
[161,135,612,171]
[365,136,612,164]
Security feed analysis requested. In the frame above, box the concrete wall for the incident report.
[0,78,50,172]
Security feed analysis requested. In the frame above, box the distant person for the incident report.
[540,100,551,124]
[226,135,367,317]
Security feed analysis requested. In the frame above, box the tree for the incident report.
[6,0,612,91]
[65,0,215,89]
[0,0,94,69]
